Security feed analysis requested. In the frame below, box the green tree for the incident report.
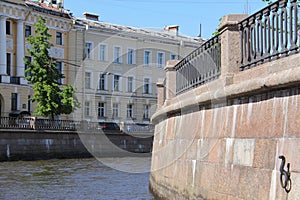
[24,17,79,119]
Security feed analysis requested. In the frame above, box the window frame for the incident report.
[170,53,178,60]
[127,104,133,118]
[143,77,151,94]
[113,46,122,63]
[56,31,63,45]
[56,61,63,85]
[157,52,165,68]
[24,56,32,78]
[127,76,134,93]
[98,102,106,118]
[85,42,93,59]
[143,104,150,120]
[98,73,107,91]
[11,93,18,111]
[85,71,92,89]
[85,101,91,117]
[25,25,32,38]
[99,43,107,61]
[144,50,152,66]
[127,48,136,65]
[113,74,121,91]
[112,103,119,118]
[6,53,11,76]
[6,20,11,35]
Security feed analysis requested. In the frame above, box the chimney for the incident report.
[83,12,99,21]
[164,25,179,35]
[57,0,63,8]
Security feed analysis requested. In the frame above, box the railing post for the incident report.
[218,14,248,84]
[156,78,165,110]
[164,60,179,105]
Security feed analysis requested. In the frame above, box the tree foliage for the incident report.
[24,17,79,119]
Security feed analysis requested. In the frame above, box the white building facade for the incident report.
[70,14,203,125]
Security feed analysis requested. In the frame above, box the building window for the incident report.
[85,101,90,116]
[98,73,107,90]
[11,93,18,111]
[114,47,121,63]
[112,103,119,118]
[113,75,120,91]
[127,104,133,118]
[85,72,91,89]
[98,102,105,118]
[170,53,178,60]
[144,78,150,94]
[144,50,151,66]
[85,42,92,59]
[25,25,32,37]
[143,105,150,119]
[6,21,11,35]
[127,49,135,65]
[99,44,107,61]
[127,77,133,93]
[157,52,165,68]
[6,53,11,76]
[24,56,32,77]
[56,32,63,45]
[56,61,63,84]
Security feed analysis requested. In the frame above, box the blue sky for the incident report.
[64,0,268,39]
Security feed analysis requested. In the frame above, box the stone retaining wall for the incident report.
[149,14,300,200]
[0,129,153,161]
[150,86,300,199]
[0,130,91,161]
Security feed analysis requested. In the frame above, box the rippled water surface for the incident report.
[0,158,154,200]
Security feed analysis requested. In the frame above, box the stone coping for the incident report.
[152,53,300,124]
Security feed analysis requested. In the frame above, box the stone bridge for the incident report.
[149,1,300,199]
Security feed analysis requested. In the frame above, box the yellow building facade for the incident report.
[0,0,73,117]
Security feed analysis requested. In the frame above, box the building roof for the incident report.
[25,0,72,19]
[74,18,204,44]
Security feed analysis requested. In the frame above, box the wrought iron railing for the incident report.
[35,118,78,130]
[175,35,221,95]
[239,0,299,70]
[0,117,34,129]
[0,117,154,134]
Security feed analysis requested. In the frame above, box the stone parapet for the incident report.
[152,53,300,124]
[150,12,300,199]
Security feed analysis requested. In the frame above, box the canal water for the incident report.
[0,157,154,200]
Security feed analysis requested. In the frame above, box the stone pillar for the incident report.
[218,14,248,84]
[16,19,25,78]
[0,16,7,76]
[156,78,165,110]
[164,60,179,105]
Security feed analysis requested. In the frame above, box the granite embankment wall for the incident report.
[0,129,153,161]
[149,13,300,200]
[0,130,91,161]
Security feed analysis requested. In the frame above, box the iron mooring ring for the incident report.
[279,155,292,193]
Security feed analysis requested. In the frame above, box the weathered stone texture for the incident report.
[150,12,300,200]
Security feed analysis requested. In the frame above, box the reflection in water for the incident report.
[0,158,154,200]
